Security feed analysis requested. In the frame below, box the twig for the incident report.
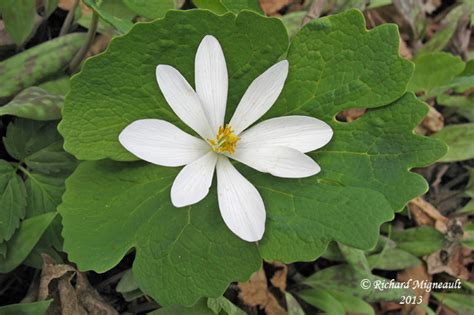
[68,11,99,73]
[303,0,326,26]
[59,0,80,36]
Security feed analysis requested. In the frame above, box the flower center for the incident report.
[208,124,240,154]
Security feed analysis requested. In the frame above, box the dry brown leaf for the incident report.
[338,108,366,122]
[58,0,91,14]
[425,244,470,279]
[399,37,413,59]
[397,264,431,315]
[38,255,118,315]
[38,254,76,300]
[238,269,286,315]
[259,0,293,16]
[269,262,287,293]
[58,273,87,315]
[409,197,448,232]
[417,106,444,135]
[86,34,111,58]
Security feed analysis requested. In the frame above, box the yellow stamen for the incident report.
[208,124,240,154]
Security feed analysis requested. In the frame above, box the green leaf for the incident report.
[123,0,175,19]
[417,5,464,54]
[0,300,53,315]
[304,265,413,302]
[220,0,263,14]
[151,299,215,315]
[0,160,26,242]
[461,223,474,249]
[297,288,345,315]
[327,290,375,315]
[43,0,58,18]
[2,119,75,267]
[83,0,134,34]
[0,212,56,273]
[37,76,71,96]
[432,292,474,314]
[3,119,76,174]
[116,269,144,301]
[338,243,371,274]
[207,296,246,315]
[279,11,306,38]
[0,242,7,258]
[285,293,305,315]
[59,160,261,306]
[407,52,465,96]
[0,0,37,46]
[367,248,421,270]
[0,33,86,103]
[391,226,445,256]
[0,87,63,120]
[193,0,263,15]
[432,123,474,162]
[59,10,288,160]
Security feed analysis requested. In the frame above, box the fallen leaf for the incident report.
[417,105,444,135]
[238,269,286,315]
[38,254,118,315]
[425,244,470,279]
[399,37,413,59]
[397,264,431,315]
[338,108,366,122]
[86,34,111,58]
[259,0,293,16]
[58,0,91,14]
[270,262,287,293]
[409,197,448,232]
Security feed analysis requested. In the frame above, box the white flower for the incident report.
[119,35,333,242]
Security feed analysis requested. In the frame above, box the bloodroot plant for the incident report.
[58,9,445,306]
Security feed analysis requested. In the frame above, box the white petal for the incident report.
[216,156,265,242]
[239,116,333,153]
[119,119,209,167]
[229,60,289,134]
[171,151,217,207]
[195,35,228,133]
[231,145,320,178]
[156,64,213,139]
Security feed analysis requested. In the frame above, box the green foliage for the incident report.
[407,52,465,96]
[82,0,134,34]
[418,5,465,54]
[432,292,474,314]
[0,160,26,241]
[367,248,420,270]
[0,300,53,315]
[192,0,263,15]
[59,10,288,160]
[123,0,176,19]
[207,296,246,315]
[391,226,445,256]
[58,9,445,306]
[285,293,305,315]
[0,119,76,269]
[0,87,63,120]
[432,123,474,162]
[0,33,86,103]
[59,161,261,306]
[298,288,346,314]
[150,299,215,315]
[0,212,56,273]
[0,0,37,46]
